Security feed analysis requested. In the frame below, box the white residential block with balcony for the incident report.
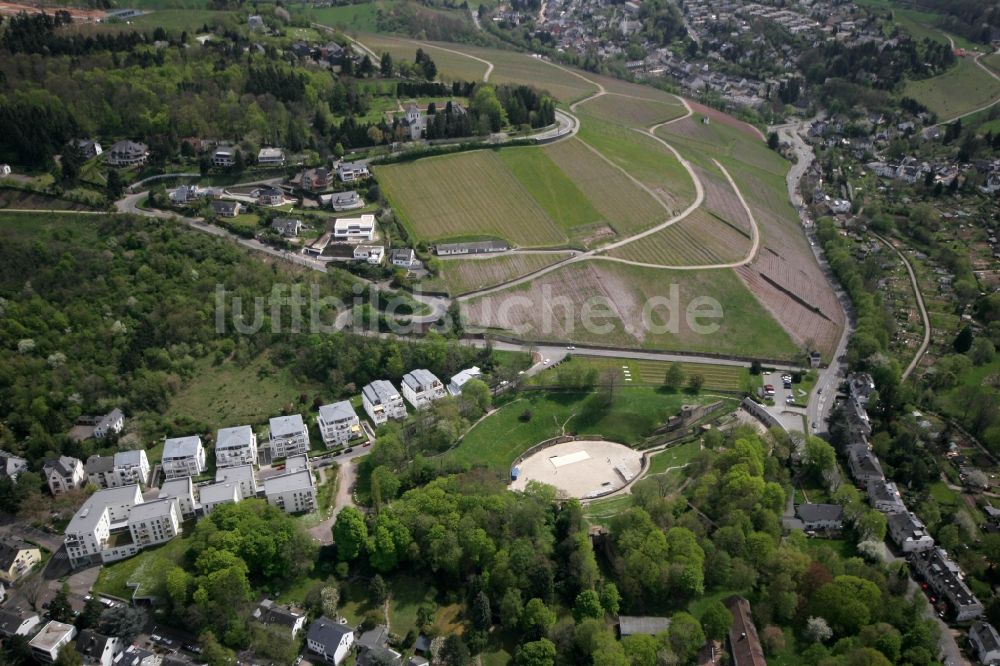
[317,402,361,447]
[215,425,258,468]
[269,414,310,459]
[127,498,180,549]
[362,380,406,425]
[161,436,206,479]
[401,369,446,410]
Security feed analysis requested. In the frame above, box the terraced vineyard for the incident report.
[439,252,575,295]
[605,208,750,267]
[543,138,666,236]
[353,33,491,82]
[576,93,686,129]
[375,150,566,246]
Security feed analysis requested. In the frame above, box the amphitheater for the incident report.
[509,439,643,499]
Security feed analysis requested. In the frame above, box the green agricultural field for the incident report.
[575,116,696,213]
[439,252,574,295]
[132,9,230,32]
[498,148,603,232]
[527,355,750,392]
[375,150,566,246]
[606,208,749,267]
[904,56,1000,121]
[443,389,712,471]
[464,261,799,359]
[309,3,386,32]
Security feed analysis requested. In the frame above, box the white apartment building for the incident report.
[401,369,446,410]
[199,481,241,515]
[161,436,206,479]
[257,147,286,166]
[127,498,180,549]
[215,425,258,468]
[158,477,198,518]
[269,414,310,459]
[362,380,406,425]
[30,620,76,663]
[317,401,361,447]
[216,465,258,501]
[264,470,316,514]
[85,450,150,489]
[64,486,143,568]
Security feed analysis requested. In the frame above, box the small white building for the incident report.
[335,160,369,182]
[269,414,310,459]
[264,470,316,514]
[887,511,935,553]
[390,248,417,269]
[401,369,446,410]
[333,214,376,242]
[76,629,123,666]
[158,477,198,518]
[161,436,206,479]
[0,165,11,176]
[215,425,258,468]
[127,498,180,549]
[353,244,384,264]
[93,409,125,439]
[43,456,86,495]
[448,366,482,396]
[324,190,364,211]
[212,146,236,168]
[307,617,354,665]
[317,401,361,447]
[0,608,40,637]
[29,620,76,663]
[216,464,259,501]
[258,147,286,166]
[199,481,241,515]
[254,599,307,639]
[362,380,406,425]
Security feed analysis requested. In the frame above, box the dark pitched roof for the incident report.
[77,629,118,660]
[796,503,843,523]
[0,537,36,570]
[307,617,352,652]
[357,625,389,649]
[726,597,767,666]
[357,646,401,666]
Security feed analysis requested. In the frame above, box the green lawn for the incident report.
[309,3,386,32]
[583,495,634,526]
[527,356,750,392]
[647,440,700,474]
[443,389,713,471]
[93,533,192,600]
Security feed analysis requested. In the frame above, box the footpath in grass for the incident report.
[647,440,701,475]
[442,388,716,471]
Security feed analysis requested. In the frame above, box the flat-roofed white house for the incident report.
[212,146,236,167]
[162,436,206,479]
[264,470,315,514]
[64,485,143,568]
[401,369,446,410]
[333,214,375,242]
[215,425,258,468]
[448,366,482,396]
[113,449,150,487]
[199,481,241,515]
[127,498,180,548]
[317,401,361,447]
[335,160,369,182]
[284,454,310,474]
[353,244,384,264]
[269,414,310,458]
[158,477,198,518]
[257,147,286,166]
[216,465,258,500]
[43,456,86,495]
[29,620,76,663]
[362,380,406,425]
[324,190,363,211]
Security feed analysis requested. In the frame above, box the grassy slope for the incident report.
[904,56,1000,120]
[439,252,574,295]
[527,355,750,391]
[443,389,717,470]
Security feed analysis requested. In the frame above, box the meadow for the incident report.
[374,150,566,246]
[576,93,686,129]
[351,33,490,82]
[497,147,603,233]
[441,389,714,471]
[903,56,1000,121]
[527,355,751,392]
[438,252,574,295]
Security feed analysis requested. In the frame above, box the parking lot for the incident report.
[761,371,809,433]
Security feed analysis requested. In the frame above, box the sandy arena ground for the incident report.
[510,440,643,499]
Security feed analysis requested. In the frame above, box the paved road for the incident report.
[872,232,931,381]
